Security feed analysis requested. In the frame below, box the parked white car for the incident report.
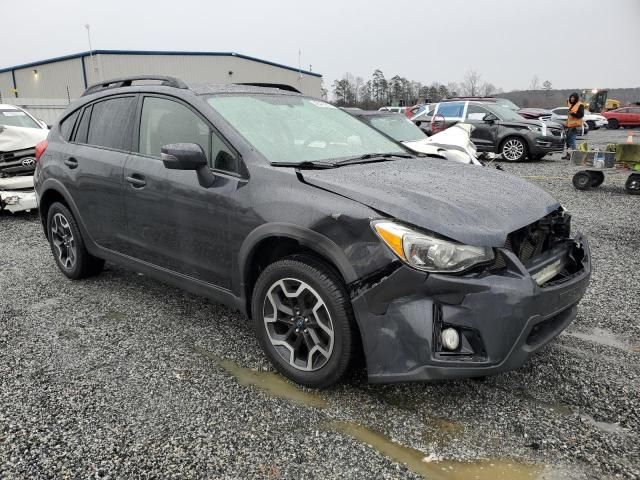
[550,107,608,130]
[349,110,481,165]
[0,104,49,213]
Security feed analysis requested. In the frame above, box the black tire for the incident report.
[607,119,619,130]
[46,202,104,279]
[572,171,592,190]
[589,171,605,187]
[251,255,356,388]
[586,120,596,131]
[500,136,528,162]
[625,174,640,195]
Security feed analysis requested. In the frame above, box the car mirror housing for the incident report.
[483,113,498,123]
[161,143,208,170]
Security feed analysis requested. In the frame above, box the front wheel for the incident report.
[47,202,104,279]
[586,120,596,130]
[500,137,528,162]
[251,255,356,388]
[607,119,619,130]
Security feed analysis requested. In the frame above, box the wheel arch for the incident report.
[236,223,358,319]
[38,181,76,239]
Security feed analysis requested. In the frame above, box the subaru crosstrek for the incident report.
[34,76,591,387]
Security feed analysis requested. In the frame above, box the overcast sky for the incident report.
[4,0,639,92]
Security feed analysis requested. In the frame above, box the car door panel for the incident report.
[64,96,137,252]
[122,95,244,289]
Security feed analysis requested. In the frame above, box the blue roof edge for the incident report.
[0,50,322,78]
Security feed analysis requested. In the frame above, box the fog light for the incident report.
[441,328,460,351]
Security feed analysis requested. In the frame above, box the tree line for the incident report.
[332,69,501,109]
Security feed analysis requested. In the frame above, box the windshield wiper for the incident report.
[272,160,337,169]
[334,152,413,166]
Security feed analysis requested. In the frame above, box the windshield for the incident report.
[495,98,519,110]
[368,114,427,142]
[0,108,40,129]
[485,104,526,121]
[206,95,405,164]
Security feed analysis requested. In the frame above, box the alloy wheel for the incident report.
[502,139,525,161]
[50,213,76,269]
[262,278,335,372]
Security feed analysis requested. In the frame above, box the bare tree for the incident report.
[529,75,540,91]
[480,82,496,97]
[461,70,482,96]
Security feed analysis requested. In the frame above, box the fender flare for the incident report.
[235,222,359,309]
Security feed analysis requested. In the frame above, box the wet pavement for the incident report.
[1,128,639,479]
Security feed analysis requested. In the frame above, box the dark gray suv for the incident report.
[34,76,591,387]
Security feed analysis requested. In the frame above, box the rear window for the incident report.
[436,103,465,118]
[85,96,136,151]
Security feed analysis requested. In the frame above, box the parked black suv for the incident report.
[413,101,565,161]
[34,76,591,387]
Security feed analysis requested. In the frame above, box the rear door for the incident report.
[628,107,640,126]
[464,104,497,151]
[122,95,245,288]
[63,95,137,252]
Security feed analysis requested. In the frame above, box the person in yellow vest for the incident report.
[561,92,584,159]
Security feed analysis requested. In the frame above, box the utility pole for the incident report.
[84,24,100,81]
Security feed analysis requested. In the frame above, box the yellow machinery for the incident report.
[581,89,621,112]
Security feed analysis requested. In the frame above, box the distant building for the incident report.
[0,50,322,122]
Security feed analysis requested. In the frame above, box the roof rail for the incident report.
[82,75,188,96]
[235,82,301,93]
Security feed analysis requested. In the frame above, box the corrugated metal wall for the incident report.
[2,53,322,102]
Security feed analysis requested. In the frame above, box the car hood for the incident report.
[0,125,48,152]
[299,157,559,247]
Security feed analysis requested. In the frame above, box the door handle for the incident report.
[63,157,78,169]
[126,175,146,188]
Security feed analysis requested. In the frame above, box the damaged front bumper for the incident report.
[351,234,591,383]
[0,189,37,213]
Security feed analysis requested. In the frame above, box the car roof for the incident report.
[0,104,24,110]
[350,110,401,117]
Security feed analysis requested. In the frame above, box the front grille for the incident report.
[504,208,571,263]
[0,148,37,177]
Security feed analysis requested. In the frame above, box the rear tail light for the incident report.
[35,139,48,162]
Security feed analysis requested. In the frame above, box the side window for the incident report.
[59,110,80,141]
[139,97,211,162]
[466,104,489,120]
[436,103,465,118]
[86,96,137,151]
[73,105,92,144]
[211,131,239,173]
[556,108,569,115]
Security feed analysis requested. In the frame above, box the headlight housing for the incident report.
[372,221,494,273]
[526,124,547,135]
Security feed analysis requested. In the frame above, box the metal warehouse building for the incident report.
[0,50,323,123]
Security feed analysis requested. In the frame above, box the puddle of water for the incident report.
[328,420,542,480]
[193,345,328,409]
[541,402,575,416]
[581,414,627,434]
[564,328,637,353]
[103,310,126,321]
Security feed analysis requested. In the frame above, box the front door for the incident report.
[122,95,245,289]
[464,104,497,152]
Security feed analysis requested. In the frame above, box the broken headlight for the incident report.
[372,221,494,273]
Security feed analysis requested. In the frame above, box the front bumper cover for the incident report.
[0,189,37,213]
[351,234,591,383]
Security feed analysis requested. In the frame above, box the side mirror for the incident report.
[161,143,215,188]
[161,143,208,170]
[483,113,498,123]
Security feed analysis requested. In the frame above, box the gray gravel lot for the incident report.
[1,128,639,479]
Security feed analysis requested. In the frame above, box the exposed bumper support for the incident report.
[0,189,37,213]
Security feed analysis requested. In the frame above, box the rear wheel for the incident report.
[572,171,592,190]
[47,202,104,279]
[607,119,619,130]
[589,171,605,187]
[625,174,640,195]
[500,137,528,162]
[251,255,356,388]
[586,120,596,130]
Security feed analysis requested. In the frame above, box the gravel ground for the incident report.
[1,128,639,479]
